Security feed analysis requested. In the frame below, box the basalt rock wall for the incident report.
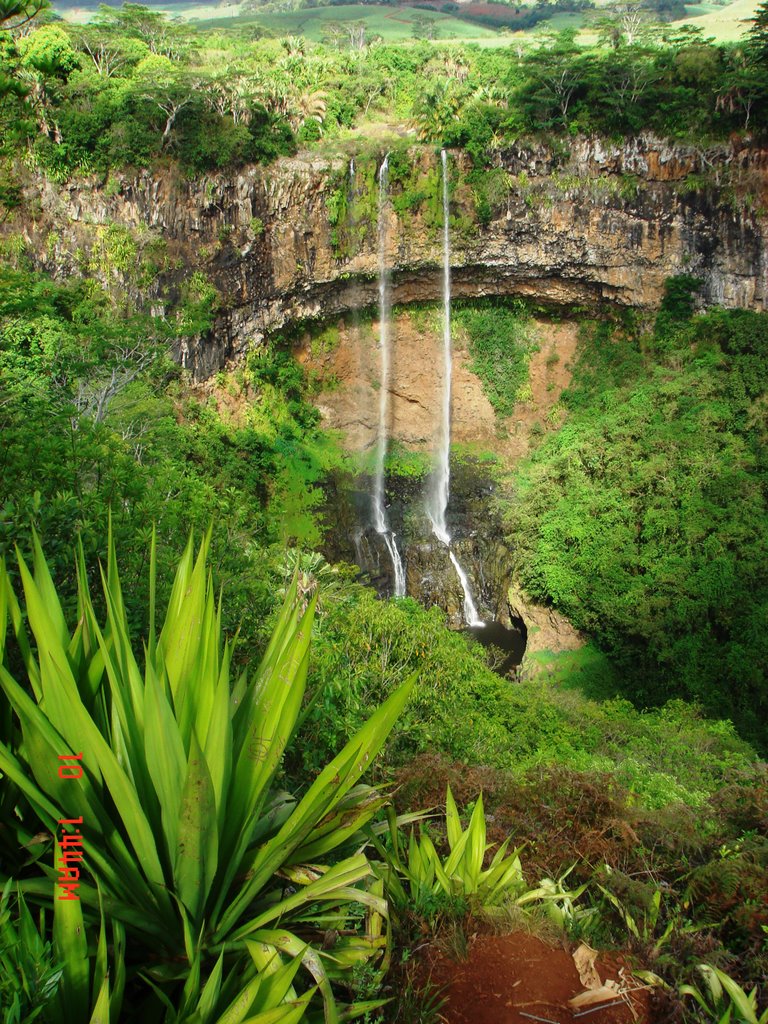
[6,135,768,378]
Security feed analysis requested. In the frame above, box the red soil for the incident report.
[422,932,653,1024]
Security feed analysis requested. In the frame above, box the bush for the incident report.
[0,533,413,1020]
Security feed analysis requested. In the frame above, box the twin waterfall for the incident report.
[372,150,483,626]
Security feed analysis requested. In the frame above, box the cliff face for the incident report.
[6,135,767,378]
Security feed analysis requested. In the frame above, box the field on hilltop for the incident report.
[195,3,501,41]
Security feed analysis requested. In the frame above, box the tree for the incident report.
[16,24,79,141]
[715,47,766,129]
[0,0,47,32]
[72,25,147,78]
[344,18,367,50]
[290,87,327,132]
[412,77,464,140]
[131,53,197,150]
[746,0,768,64]
[411,12,437,40]
[92,2,192,61]
[518,33,583,127]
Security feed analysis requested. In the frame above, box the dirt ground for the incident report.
[421,932,653,1024]
[296,312,578,465]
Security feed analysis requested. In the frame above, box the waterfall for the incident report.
[371,154,406,598]
[427,149,483,627]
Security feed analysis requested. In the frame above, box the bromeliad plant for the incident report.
[0,530,414,1021]
[372,786,587,917]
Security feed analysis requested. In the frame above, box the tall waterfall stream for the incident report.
[371,154,406,598]
[425,150,483,627]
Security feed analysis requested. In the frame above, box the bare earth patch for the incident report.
[296,312,578,466]
[422,932,653,1024]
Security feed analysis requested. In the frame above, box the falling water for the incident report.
[427,149,483,627]
[371,154,406,598]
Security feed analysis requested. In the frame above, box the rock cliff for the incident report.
[4,134,767,378]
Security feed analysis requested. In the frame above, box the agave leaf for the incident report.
[233,596,317,811]
[217,675,414,939]
[430,846,453,898]
[28,533,69,652]
[159,533,209,702]
[712,968,759,1024]
[0,558,40,698]
[445,785,462,850]
[205,649,234,826]
[144,658,186,858]
[291,789,389,863]
[464,795,487,892]
[248,793,298,848]
[197,951,225,1021]
[97,564,147,740]
[174,731,218,923]
[239,993,313,1024]
[319,936,387,971]
[336,1000,390,1022]
[88,976,110,1024]
[245,940,305,1011]
[230,854,372,943]
[92,892,108,1007]
[111,919,126,1021]
[441,825,471,881]
[250,929,338,1024]
[148,526,157,659]
[215,970,267,1024]
[53,839,90,1023]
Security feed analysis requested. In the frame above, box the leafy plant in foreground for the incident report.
[0,531,414,1020]
[373,786,586,916]
[680,965,768,1024]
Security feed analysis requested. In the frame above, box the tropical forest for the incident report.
[0,0,767,1019]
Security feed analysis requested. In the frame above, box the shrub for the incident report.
[0,532,414,1020]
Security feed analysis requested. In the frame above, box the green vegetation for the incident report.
[0,534,410,1021]
[1,254,767,1017]
[506,286,768,750]
[454,299,538,418]
[2,3,768,182]
[374,787,587,913]
[2,4,768,1017]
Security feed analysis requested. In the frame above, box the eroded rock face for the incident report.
[507,583,584,656]
[6,135,767,379]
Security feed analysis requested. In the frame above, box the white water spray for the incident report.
[427,150,483,627]
[371,154,406,598]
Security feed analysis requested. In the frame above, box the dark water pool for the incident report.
[465,618,527,677]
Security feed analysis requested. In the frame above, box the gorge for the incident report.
[4,6,768,1018]
[5,134,767,638]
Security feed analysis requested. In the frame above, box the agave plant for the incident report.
[0,530,414,1020]
[373,786,587,915]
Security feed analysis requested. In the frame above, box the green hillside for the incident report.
[673,0,757,40]
[196,3,500,41]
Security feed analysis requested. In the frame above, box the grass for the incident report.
[53,0,759,43]
[195,4,500,41]
[671,0,756,41]
[523,643,621,703]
